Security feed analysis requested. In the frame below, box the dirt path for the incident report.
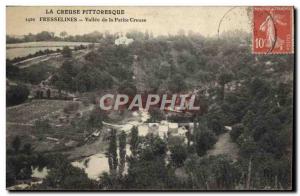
[13,53,61,68]
[14,49,90,69]
[66,129,108,160]
[207,131,239,161]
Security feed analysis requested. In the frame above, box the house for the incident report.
[114,36,134,45]
[149,123,159,134]
[138,125,149,136]
[177,126,188,136]
[168,123,178,134]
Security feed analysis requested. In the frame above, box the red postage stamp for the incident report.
[253,6,294,54]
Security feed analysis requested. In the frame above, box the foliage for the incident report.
[124,134,171,189]
[170,144,188,167]
[40,155,97,190]
[6,136,46,187]
[61,46,72,58]
[147,108,165,122]
[6,30,293,190]
[130,126,139,157]
[11,136,21,153]
[224,72,293,188]
[6,60,20,79]
[184,155,240,190]
[6,84,29,106]
[106,129,118,174]
[193,118,217,156]
[118,131,127,176]
[87,109,105,128]
[20,63,54,84]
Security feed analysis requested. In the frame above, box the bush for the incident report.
[170,145,188,167]
[230,123,244,142]
[194,129,217,156]
[6,61,20,79]
[6,84,29,106]
[61,46,72,58]
[63,102,80,114]
[21,63,54,84]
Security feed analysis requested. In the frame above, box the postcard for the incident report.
[6,6,294,191]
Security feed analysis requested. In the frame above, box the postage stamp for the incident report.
[252,6,294,54]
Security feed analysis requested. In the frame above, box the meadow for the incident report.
[6,41,93,59]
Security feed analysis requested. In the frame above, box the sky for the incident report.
[6,6,251,37]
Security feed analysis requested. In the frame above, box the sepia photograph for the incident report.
[5,6,294,191]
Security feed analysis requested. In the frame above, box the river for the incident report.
[71,111,149,180]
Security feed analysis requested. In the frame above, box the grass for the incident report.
[6,99,100,153]
[19,63,56,84]
[7,41,93,59]
[6,100,73,124]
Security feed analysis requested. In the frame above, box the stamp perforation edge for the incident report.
[251,6,294,55]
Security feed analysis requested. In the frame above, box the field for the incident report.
[6,99,94,152]
[6,41,94,59]
[6,99,72,124]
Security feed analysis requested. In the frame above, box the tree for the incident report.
[61,46,72,58]
[46,89,51,98]
[22,143,32,155]
[12,136,21,153]
[107,129,118,175]
[6,60,20,79]
[130,126,139,157]
[185,129,192,148]
[147,108,165,122]
[36,31,54,41]
[54,80,68,95]
[170,145,188,167]
[194,129,216,156]
[167,73,187,93]
[126,156,170,189]
[184,155,240,190]
[17,165,32,180]
[6,161,16,187]
[99,172,116,189]
[60,31,68,39]
[125,135,171,189]
[6,84,29,106]
[88,109,105,128]
[207,106,227,135]
[218,72,233,100]
[118,131,127,176]
[230,123,244,142]
[194,118,217,156]
[41,155,96,190]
